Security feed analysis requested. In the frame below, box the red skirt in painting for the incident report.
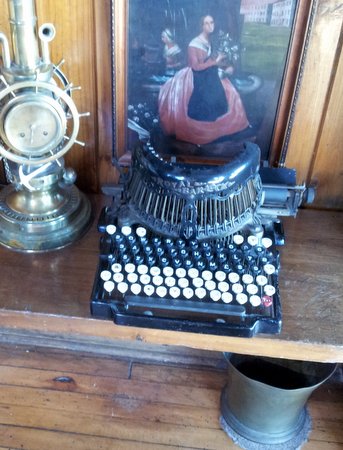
[158,67,249,145]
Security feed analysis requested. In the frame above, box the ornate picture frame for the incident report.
[111,0,315,166]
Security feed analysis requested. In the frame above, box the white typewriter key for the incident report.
[130,283,142,295]
[127,272,138,284]
[247,235,259,246]
[210,290,221,302]
[250,295,262,307]
[256,275,268,286]
[262,237,273,249]
[233,234,244,245]
[222,292,233,303]
[156,286,167,298]
[195,287,207,299]
[117,282,129,294]
[100,270,112,281]
[178,278,189,288]
[165,276,176,287]
[121,226,132,236]
[215,270,226,282]
[136,226,147,238]
[152,275,163,286]
[218,281,229,293]
[150,266,161,276]
[228,272,240,284]
[105,224,116,235]
[205,280,216,291]
[163,266,174,277]
[111,263,122,273]
[125,263,136,274]
[183,287,194,299]
[247,284,259,295]
[103,280,115,293]
[202,270,213,281]
[175,267,186,278]
[264,284,276,296]
[137,264,148,275]
[192,277,204,288]
[242,274,254,285]
[236,293,248,305]
[113,272,124,283]
[232,283,244,294]
[144,284,155,296]
[140,274,151,285]
[169,286,181,299]
[264,264,276,275]
[188,268,199,279]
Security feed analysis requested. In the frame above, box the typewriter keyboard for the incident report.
[91,220,282,337]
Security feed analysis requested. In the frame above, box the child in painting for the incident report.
[161,28,182,76]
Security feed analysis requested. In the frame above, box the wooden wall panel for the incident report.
[285,0,343,209]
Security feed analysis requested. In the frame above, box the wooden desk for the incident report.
[0,196,342,363]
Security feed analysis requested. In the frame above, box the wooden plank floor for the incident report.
[0,343,341,450]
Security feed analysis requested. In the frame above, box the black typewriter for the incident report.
[91,141,313,337]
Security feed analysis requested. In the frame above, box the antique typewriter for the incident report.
[91,141,312,337]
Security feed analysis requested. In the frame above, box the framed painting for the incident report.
[111,0,315,166]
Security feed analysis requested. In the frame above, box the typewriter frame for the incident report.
[110,0,316,168]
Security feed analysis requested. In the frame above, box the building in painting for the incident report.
[240,0,296,27]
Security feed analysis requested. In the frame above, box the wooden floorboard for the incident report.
[0,343,341,450]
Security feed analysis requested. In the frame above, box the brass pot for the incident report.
[221,353,337,447]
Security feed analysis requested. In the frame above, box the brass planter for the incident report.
[220,353,337,448]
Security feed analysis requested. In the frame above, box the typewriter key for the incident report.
[178,278,189,288]
[175,267,186,278]
[137,264,148,275]
[256,275,268,286]
[228,272,240,284]
[264,264,276,275]
[262,295,273,307]
[232,283,244,294]
[188,268,199,279]
[117,282,129,294]
[210,290,221,302]
[127,272,139,284]
[136,226,147,238]
[183,287,194,299]
[100,270,112,281]
[246,284,259,295]
[152,275,163,286]
[205,280,216,291]
[103,280,115,293]
[140,274,151,285]
[247,235,259,246]
[214,270,226,282]
[195,287,206,299]
[106,224,116,235]
[113,273,124,283]
[236,293,248,304]
[202,270,213,281]
[218,281,229,293]
[242,274,254,285]
[264,285,276,296]
[163,266,174,277]
[124,263,136,273]
[192,277,204,288]
[165,276,176,287]
[250,294,262,306]
[150,266,161,276]
[121,226,132,236]
[156,286,167,298]
[170,286,181,299]
[221,292,233,303]
[233,234,244,245]
[111,263,122,273]
[144,285,155,296]
[262,237,273,249]
[130,283,142,295]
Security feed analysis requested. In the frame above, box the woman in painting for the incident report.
[158,15,249,145]
[161,28,182,76]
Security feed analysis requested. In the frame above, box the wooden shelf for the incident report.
[0,195,342,363]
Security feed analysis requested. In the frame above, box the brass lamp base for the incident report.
[0,183,92,252]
